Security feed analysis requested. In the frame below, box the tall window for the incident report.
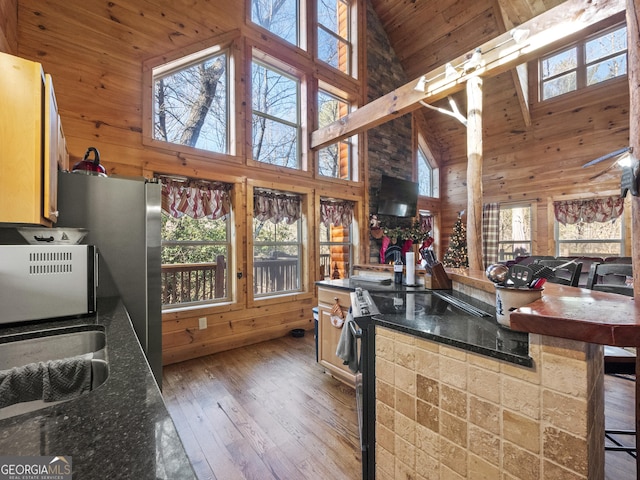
[539,24,627,101]
[252,58,301,169]
[253,190,303,296]
[417,146,434,197]
[251,0,300,47]
[554,196,624,257]
[152,48,229,153]
[317,0,352,75]
[318,88,353,179]
[159,178,232,308]
[498,204,532,261]
[319,198,354,279]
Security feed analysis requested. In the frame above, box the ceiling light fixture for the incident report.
[414,75,427,92]
[463,48,483,73]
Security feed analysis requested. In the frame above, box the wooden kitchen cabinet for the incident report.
[0,52,60,225]
[317,286,355,385]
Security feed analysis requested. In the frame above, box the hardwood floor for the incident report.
[605,374,636,480]
[162,332,361,480]
[163,334,636,480]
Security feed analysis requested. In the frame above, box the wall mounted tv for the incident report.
[377,175,418,217]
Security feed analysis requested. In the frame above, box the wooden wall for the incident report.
[11,0,631,364]
[0,0,18,54]
[429,68,631,259]
[368,0,631,260]
[15,0,368,365]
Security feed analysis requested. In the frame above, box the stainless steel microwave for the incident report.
[0,245,97,325]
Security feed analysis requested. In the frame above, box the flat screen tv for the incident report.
[377,175,418,217]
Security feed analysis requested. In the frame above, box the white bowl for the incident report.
[17,227,89,245]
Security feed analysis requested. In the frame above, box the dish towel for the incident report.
[0,361,46,408]
[0,353,93,408]
[336,309,359,373]
[43,353,93,403]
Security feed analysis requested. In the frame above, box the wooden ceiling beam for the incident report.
[311,0,626,150]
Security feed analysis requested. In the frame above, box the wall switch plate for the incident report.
[199,317,207,329]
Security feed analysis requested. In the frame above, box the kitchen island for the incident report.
[316,269,638,480]
[0,297,196,479]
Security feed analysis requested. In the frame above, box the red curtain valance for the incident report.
[254,190,301,225]
[159,177,231,220]
[419,213,432,233]
[553,196,624,225]
[320,199,354,227]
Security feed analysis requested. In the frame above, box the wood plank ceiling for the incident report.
[368,0,567,156]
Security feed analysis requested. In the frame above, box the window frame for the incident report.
[142,31,240,162]
[317,84,356,180]
[318,197,354,280]
[247,181,313,306]
[415,133,439,198]
[252,213,303,297]
[536,22,627,103]
[161,213,233,310]
[250,49,306,171]
[316,0,353,76]
[498,203,533,262]
[554,215,625,258]
[249,0,304,49]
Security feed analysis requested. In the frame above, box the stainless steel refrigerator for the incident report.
[56,171,163,388]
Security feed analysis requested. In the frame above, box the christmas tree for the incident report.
[442,213,469,267]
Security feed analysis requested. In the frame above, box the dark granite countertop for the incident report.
[0,297,196,480]
[317,279,532,367]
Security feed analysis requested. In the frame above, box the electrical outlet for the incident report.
[198,317,207,330]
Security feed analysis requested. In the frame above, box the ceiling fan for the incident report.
[581,146,638,197]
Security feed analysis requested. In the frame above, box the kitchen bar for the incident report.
[317,267,638,479]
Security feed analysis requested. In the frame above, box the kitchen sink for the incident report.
[0,326,109,420]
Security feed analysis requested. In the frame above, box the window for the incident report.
[253,190,303,296]
[152,48,229,153]
[498,204,532,261]
[417,146,434,197]
[317,0,352,75]
[539,24,627,101]
[554,196,625,257]
[251,0,300,47]
[159,179,232,308]
[319,198,354,279]
[556,219,623,257]
[252,58,301,169]
[317,88,354,179]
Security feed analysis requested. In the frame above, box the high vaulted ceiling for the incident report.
[368,0,568,158]
[369,0,566,80]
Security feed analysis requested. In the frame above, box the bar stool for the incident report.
[587,262,636,457]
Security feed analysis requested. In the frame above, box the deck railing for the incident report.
[253,258,299,295]
[162,254,339,305]
[161,255,226,305]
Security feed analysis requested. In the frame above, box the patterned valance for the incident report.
[419,213,432,233]
[254,190,301,225]
[553,196,624,225]
[158,176,231,220]
[320,199,354,227]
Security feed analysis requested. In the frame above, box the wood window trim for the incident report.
[528,16,627,108]
[247,46,310,174]
[246,180,314,308]
[142,30,243,164]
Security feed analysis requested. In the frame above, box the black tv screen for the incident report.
[377,175,418,217]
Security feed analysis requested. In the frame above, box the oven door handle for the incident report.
[349,320,363,338]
